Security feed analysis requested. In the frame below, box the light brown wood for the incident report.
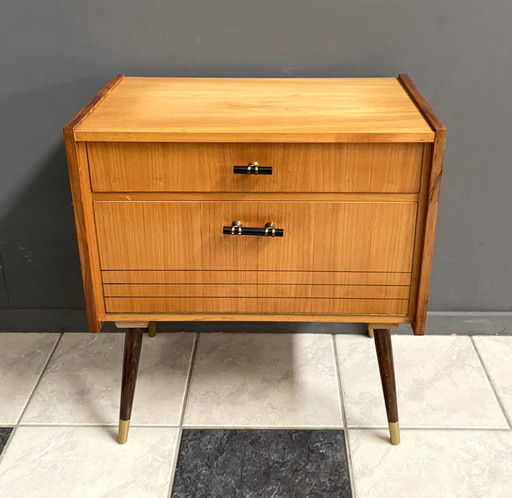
[64,74,444,334]
[104,312,411,323]
[407,143,432,319]
[74,77,434,143]
[368,323,399,330]
[93,192,419,203]
[114,321,149,328]
[101,270,412,286]
[104,283,410,299]
[88,142,423,193]
[398,74,447,335]
[94,201,417,272]
[63,137,104,332]
[105,297,409,315]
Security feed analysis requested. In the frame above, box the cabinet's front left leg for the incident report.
[118,327,144,444]
[374,328,400,445]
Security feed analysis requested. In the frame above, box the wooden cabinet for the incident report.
[64,75,445,445]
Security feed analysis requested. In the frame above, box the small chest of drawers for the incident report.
[64,75,446,445]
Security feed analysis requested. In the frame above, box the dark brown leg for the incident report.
[374,329,400,445]
[118,327,144,444]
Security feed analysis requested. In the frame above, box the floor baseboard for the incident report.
[0,309,511,334]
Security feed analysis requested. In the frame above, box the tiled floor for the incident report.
[0,332,511,497]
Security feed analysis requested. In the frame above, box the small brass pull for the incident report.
[233,161,272,175]
[222,220,283,237]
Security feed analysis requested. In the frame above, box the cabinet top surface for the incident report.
[72,76,435,143]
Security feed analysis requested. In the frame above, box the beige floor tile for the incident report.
[473,336,512,424]
[349,428,512,498]
[336,335,508,428]
[0,333,58,424]
[183,333,342,428]
[0,426,177,498]
[22,332,194,425]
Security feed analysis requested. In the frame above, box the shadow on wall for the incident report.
[0,78,109,315]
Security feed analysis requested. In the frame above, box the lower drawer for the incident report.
[105,297,409,315]
[94,201,417,272]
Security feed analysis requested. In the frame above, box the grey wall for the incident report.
[1,1,512,330]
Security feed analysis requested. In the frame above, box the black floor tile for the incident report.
[0,428,13,455]
[171,429,351,498]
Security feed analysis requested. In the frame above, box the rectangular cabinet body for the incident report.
[64,75,445,334]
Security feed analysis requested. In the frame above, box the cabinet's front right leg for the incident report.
[374,328,400,445]
[118,327,144,444]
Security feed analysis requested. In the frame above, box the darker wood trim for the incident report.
[398,74,447,335]
[398,74,446,133]
[64,74,125,132]
[63,135,101,333]
[63,74,124,332]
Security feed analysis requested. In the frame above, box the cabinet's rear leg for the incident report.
[374,328,400,445]
[367,325,374,338]
[148,321,157,337]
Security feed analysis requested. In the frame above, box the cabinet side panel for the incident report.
[398,74,446,335]
[412,132,446,335]
[63,132,103,332]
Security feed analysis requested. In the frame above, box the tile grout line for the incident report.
[15,333,63,425]
[331,334,356,498]
[165,332,199,498]
[470,336,512,429]
[0,332,63,468]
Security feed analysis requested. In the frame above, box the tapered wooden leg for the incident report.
[374,329,400,445]
[118,328,144,444]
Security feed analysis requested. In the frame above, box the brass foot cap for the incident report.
[368,327,374,339]
[118,419,130,444]
[389,421,400,445]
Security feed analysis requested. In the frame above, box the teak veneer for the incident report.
[64,75,446,446]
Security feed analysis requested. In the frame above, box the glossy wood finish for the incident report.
[118,327,144,443]
[74,77,434,143]
[105,296,409,315]
[374,329,400,444]
[94,201,417,273]
[88,142,423,193]
[105,312,410,324]
[399,74,447,335]
[102,270,412,286]
[103,283,410,299]
[65,74,445,331]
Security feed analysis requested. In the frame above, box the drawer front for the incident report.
[94,200,417,272]
[105,297,409,315]
[88,142,423,193]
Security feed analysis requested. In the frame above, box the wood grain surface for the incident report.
[93,200,417,272]
[74,77,434,142]
[101,270,412,286]
[88,142,423,193]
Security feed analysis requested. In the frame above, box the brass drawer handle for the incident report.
[222,220,284,237]
[233,161,272,175]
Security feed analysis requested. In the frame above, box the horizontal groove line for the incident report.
[101,269,412,274]
[105,296,409,301]
[102,283,410,287]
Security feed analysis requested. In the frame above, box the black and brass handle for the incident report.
[233,161,272,175]
[223,220,284,237]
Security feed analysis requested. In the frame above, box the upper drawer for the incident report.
[88,142,423,193]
